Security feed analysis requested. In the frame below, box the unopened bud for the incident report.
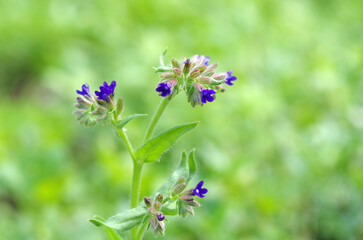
[173,67,182,77]
[161,72,175,79]
[171,58,181,69]
[154,202,161,210]
[183,59,191,75]
[173,182,187,195]
[144,197,152,207]
[215,84,226,92]
[167,78,177,88]
[198,76,212,84]
[189,69,200,79]
[155,193,163,203]
[205,62,218,72]
[212,73,227,80]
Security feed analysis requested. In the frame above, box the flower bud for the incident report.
[183,59,191,75]
[173,182,187,195]
[215,84,226,92]
[154,202,162,211]
[212,72,227,80]
[189,69,200,79]
[173,67,182,77]
[205,62,218,72]
[161,72,175,79]
[198,76,212,84]
[171,58,181,69]
[155,193,164,203]
[144,197,152,207]
[167,79,177,88]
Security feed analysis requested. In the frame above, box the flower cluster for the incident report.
[175,180,207,217]
[143,179,208,236]
[144,194,166,237]
[155,54,237,107]
[73,81,120,127]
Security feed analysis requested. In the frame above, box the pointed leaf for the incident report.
[187,149,197,184]
[117,114,147,129]
[134,122,199,163]
[159,47,168,66]
[151,151,189,199]
[91,216,124,240]
[89,206,147,232]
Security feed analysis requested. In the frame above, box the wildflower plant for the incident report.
[73,49,236,239]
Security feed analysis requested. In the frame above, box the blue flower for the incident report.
[225,70,237,86]
[204,56,210,66]
[156,82,171,97]
[76,83,91,97]
[95,81,116,101]
[200,89,216,104]
[157,213,165,221]
[193,181,208,198]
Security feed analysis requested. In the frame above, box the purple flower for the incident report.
[200,89,216,104]
[225,70,237,86]
[76,83,91,97]
[203,56,210,66]
[156,213,165,221]
[193,181,208,198]
[95,81,116,101]
[156,82,171,97]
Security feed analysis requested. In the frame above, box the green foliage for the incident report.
[116,114,147,129]
[1,0,363,239]
[134,122,199,163]
[89,206,147,232]
[151,150,196,199]
[92,216,124,240]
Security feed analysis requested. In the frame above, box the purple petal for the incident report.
[226,76,237,81]
[200,188,208,194]
[196,181,204,189]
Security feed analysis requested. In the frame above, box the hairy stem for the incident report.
[143,97,171,143]
[112,122,136,162]
[136,220,149,240]
[131,161,143,239]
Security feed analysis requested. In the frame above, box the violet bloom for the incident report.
[76,83,91,97]
[156,82,171,97]
[203,56,210,66]
[157,213,165,221]
[225,70,237,86]
[193,181,208,198]
[95,81,116,101]
[200,89,216,104]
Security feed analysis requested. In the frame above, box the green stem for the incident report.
[143,97,171,143]
[112,122,136,162]
[131,161,143,239]
[136,220,149,240]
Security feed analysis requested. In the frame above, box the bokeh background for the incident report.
[1,0,363,239]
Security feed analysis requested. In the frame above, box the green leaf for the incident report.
[116,114,147,129]
[187,149,197,184]
[89,206,147,232]
[134,122,199,163]
[151,151,189,199]
[105,228,123,240]
[154,66,173,73]
[91,216,124,240]
[161,202,178,216]
[159,47,168,66]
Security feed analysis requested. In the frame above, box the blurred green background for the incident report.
[1,0,363,239]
